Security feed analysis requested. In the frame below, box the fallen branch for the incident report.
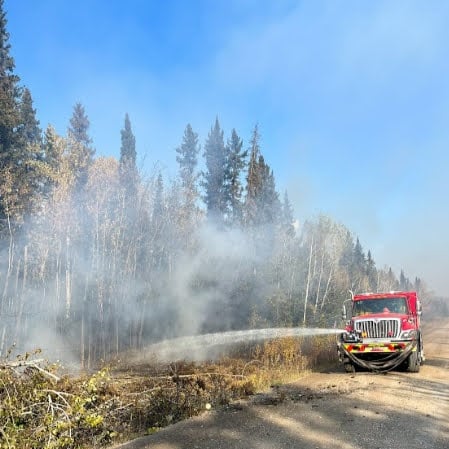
[0,358,45,368]
[32,364,61,382]
[0,358,60,382]
[153,372,246,381]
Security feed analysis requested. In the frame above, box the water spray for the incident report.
[145,327,346,362]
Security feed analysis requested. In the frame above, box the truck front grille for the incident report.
[354,319,400,339]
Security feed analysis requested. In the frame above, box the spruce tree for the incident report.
[387,267,398,290]
[366,250,378,292]
[68,103,92,150]
[257,154,281,225]
[350,237,367,291]
[41,124,67,195]
[202,117,228,224]
[67,102,94,190]
[353,238,365,269]
[414,277,422,294]
[281,191,295,237]
[18,87,41,146]
[176,123,200,204]
[244,125,262,226]
[339,231,354,268]
[244,125,280,227]
[18,88,45,200]
[399,270,410,291]
[176,123,201,240]
[0,0,21,221]
[43,125,61,172]
[120,113,136,167]
[119,113,138,200]
[0,2,43,223]
[226,128,247,226]
[0,0,19,162]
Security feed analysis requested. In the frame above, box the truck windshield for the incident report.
[353,297,408,316]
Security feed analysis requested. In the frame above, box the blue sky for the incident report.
[5,0,449,295]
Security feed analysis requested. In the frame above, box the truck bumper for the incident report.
[337,340,417,371]
[341,341,410,354]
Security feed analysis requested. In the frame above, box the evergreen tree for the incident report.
[0,3,43,223]
[351,237,367,291]
[399,270,410,291]
[0,0,21,221]
[68,103,92,150]
[18,87,41,146]
[176,123,200,206]
[201,117,228,223]
[244,125,280,227]
[281,191,295,238]
[67,102,94,190]
[17,88,45,201]
[244,125,262,226]
[43,125,62,172]
[388,267,399,290]
[366,250,378,292]
[119,113,138,200]
[353,238,365,269]
[257,154,281,225]
[226,128,247,226]
[176,123,201,244]
[414,277,421,293]
[41,125,65,195]
[0,0,19,163]
[339,230,354,270]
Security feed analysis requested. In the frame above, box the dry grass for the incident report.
[0,334,338,449]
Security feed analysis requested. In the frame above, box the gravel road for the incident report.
[113,320,449,449]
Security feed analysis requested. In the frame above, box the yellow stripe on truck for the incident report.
[343,343,407,353]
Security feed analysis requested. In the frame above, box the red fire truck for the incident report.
[337,291,424,372]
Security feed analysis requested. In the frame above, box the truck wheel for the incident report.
[407,350,420,373]
[419,338,425,365]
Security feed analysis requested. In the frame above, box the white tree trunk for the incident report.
[303,237,314,325]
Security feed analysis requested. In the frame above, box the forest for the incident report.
[0,1,431,368]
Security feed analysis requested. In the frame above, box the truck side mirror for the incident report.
[417,300,422,316]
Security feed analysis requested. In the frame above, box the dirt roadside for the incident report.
[113,320,449,449]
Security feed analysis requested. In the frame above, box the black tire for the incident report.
[407,350,420,373]
[420,350,425,365]
[419,337,425,365]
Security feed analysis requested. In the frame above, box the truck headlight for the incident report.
[400,330,417,339]
[341,331,360,342]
